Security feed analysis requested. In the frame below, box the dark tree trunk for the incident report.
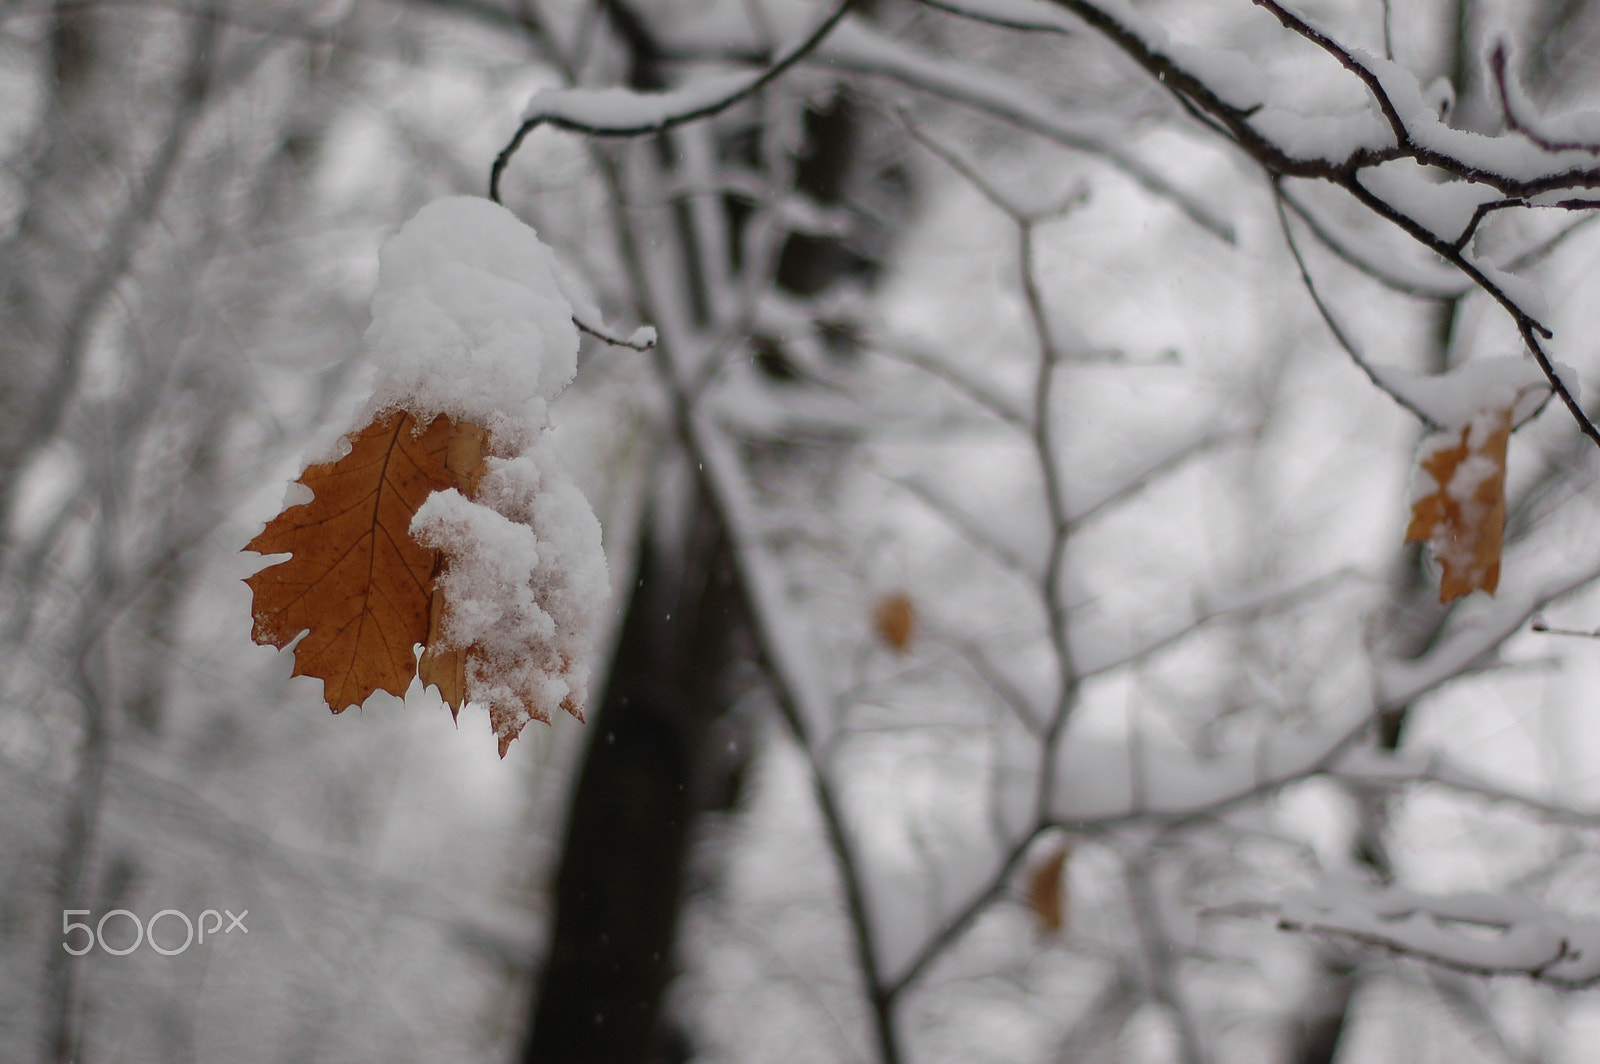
[521,484,750,1064]
[517,2,903,1052]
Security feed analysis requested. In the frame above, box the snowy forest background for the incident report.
[8,0,1600,1062]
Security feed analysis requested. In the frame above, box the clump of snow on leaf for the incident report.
[370,195,608,741]
[412,449,609,733]
[363,195,580,435]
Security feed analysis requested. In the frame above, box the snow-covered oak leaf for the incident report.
[1027,843,1070,935]
[1404,405,1513,604]
[244,411,480,712]
[873,591,916,653]
[414,447,605,756]
[246,195,609,755]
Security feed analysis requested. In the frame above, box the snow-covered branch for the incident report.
[1272,880,1600,988]
[1021,0,1600,446]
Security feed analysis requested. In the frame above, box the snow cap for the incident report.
[364,196,580,427]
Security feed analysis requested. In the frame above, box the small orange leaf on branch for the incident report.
[1404,405,1512,604]
[1027,843,1071,935]
[873,591,916,652]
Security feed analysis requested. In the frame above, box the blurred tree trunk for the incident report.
[519,5,892,1056]
[522,484,750,1064]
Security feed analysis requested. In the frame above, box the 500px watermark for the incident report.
[62,908,248,955]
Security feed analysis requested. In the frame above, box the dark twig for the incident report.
[1251,0,1408,142]
[489,0,854,202]
[1451,197,1528,252]
[1529,615,1600,639]
[574,316,655,350]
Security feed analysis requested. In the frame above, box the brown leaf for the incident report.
[1027,843,1070,935]
[245,411,480,712]
[873,591,915,652]
[1404,406,1512,604]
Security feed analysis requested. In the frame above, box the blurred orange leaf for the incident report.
[874,591,915,652]
[1404,406,1512,604]
[1027,844,1070,935]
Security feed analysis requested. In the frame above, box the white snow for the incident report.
[365,196,609,744]
[412,449,609,735]
[1249,107,1391,163]
[1277,878,1600,984]
[1356,160,1503,243]
[1369,355,1562,429]
[362,195,580,436]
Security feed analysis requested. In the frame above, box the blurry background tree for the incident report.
[8,2,1600,1064]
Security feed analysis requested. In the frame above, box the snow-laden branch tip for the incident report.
[1333,745,1600,828]
[1268,879,1600,987]
[1013,0,1600,447]
[574,317,656,350]
[489,0,854,202]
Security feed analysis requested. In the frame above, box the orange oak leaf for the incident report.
[1404,405,1512,604]
[1027,843,1070,935]
[245,410,482,712]
[873,591,916,653]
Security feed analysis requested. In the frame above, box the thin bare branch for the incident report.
[884,829,1043,998]
[863,334,1032,429]
[1065,429,1249,531]
[942,634,1046,735]
[916,0,1073,34]
[490,0,854,201]
[1273,183,1444,428]
[878,473,1040,583]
